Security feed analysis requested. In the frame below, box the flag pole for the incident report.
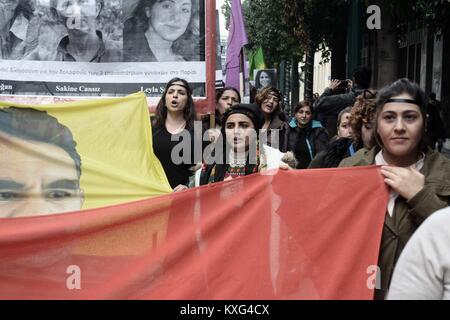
[206,0,216,130]
[240,48,246,100]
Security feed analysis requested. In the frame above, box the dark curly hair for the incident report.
[349,90,377,145]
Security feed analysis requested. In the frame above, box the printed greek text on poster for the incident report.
[0,0,206,99]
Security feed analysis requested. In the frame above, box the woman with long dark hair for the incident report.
[152,77,197,191]
[340,78,450,299]
[255,69,275,90]
[123,0,200,62]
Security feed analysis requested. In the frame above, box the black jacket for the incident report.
[314,87,365,136]
[282,119,329,169]
[308,137,360,169]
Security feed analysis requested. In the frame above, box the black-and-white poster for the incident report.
[254,68,277,91]
[0,0,206,98]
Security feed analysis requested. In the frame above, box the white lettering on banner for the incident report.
[56,85,78,93]
[79,86,101,93]
[140,86,165,95]
[0,84,13,91]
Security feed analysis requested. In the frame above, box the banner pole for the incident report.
[240,48,246,100]
[206,0,217,129]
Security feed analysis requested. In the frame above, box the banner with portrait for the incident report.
[0,0,206,100]
[0,92,172,218]
[0,167,388,299]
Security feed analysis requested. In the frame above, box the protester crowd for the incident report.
[151,68,450,300]
[2,0,448,301]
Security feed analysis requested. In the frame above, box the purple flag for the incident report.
[225,0,248,91]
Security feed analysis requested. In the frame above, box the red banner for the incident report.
[0,167,387,300]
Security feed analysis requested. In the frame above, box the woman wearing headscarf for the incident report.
[199,103,296,185]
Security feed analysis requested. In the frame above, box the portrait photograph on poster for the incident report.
[123,0,202,63]
[0,0,206,98]
[254,68,277,90]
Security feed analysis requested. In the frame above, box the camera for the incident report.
[337,79,350,88]
[333,79,351,94]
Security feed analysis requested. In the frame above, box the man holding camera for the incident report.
[314,66,372,137]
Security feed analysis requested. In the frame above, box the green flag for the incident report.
[248,47,266,80]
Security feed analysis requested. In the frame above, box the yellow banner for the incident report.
[0,92,172,217]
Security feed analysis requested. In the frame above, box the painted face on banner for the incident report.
[259,71,271,87]
[0,133,83,218]
[55,0,100,34]
[225,113,256,153]
[165,81,188,113]
[147,0,192,42]
[0,0,20,29]
[376,93,424,163]
[217,90,240,116]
